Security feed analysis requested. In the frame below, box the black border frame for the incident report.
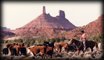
[0,0,103,60]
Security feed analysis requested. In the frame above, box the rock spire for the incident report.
[43,6,46,14]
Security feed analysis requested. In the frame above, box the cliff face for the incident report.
[11,6,76,39]
[65,15,103,39]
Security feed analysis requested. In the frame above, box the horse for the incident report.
[67,44,77,52]
[85,40,98,52]
[69,39,98,54]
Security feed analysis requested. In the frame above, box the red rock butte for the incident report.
[12,6,76,39]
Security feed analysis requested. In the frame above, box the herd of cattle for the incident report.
[1,39,103,59]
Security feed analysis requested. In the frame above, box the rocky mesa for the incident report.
[10,6,76,39]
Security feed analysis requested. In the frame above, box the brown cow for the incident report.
[19,43,27,56]
[54,42,68,53]
[5,43,23,56]
[13,43,20,55]
[29,44,54,58]
[29,45,46,58]
[45,46,54,58]
[2,43,19,56]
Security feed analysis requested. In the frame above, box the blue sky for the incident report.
[2,2,101,30]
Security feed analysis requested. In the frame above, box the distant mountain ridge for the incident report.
[2,27,15,39]
[65,15,102,40]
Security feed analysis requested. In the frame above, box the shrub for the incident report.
[89,34,102,42]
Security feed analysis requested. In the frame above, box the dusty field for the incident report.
[1,49,103,60]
